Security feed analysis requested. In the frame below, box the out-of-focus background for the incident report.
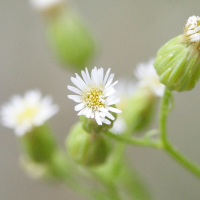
[1,0,200,199]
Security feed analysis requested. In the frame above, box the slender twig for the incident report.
[160,87,200,179]
[105,131,162,149]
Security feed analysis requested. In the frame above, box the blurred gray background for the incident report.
[1,0,200,199]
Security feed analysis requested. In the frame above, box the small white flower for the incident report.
[30,0,63,11]
[134,58,165,97]
[185,15,200,42]
[116,79,136,98]
[0,90,59,136]
[110,117,127,135]
[68,67,122,126]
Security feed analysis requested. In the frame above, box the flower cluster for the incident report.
[185,15,200,43]
[68,67,121,125]
[0,90,59,136]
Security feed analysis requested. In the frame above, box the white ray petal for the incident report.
[86,108,92,118]
[75,73,87,88]
[103,68,111,85]
[67,86,82,95]
[75,103,85,111]
[85,68,92,84]
[104,81,118,93]
[95,111,102,125]
[98,68,104,84]
[105,95,115,102]
[71,77,85,91]
[104,88,116,97]
[99,107,108,113]
[107,98,120,105]
[105,74,114,88]
[68,95,82,103]
[99,112,106,118]
[77,108,86,116]
[81,70,90,85]
[108,107,122,113]
[102,118,111,125]
[105,112,115,120]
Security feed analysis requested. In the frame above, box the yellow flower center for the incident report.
[16,106,39,124]
[83,88,105,111]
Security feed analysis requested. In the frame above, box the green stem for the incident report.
[160,87,200,179]
[105,131,162,149]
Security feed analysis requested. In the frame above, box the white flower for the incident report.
[185,15,200,42]
[110,117,127,135]
[0,90,59,136]
[134,58,165,97]
[68,67,122,126]
[30,0,63,11]
[116,79,136,98]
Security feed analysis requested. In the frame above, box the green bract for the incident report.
[66,122,111,167]
[19,124,57,163]
[154,35,200,92]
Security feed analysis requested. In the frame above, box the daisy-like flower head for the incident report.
[185,15,200,43]
[0,90,59,136]
[134,58,165,97]
[68,67,122,126]
[30,0,63,11]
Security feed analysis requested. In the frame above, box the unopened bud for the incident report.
[121,88,156,133]
[154,16,200,92]
[19,124,57,163]
[66,122,111,167]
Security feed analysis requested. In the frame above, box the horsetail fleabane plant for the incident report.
[2,9,200,200]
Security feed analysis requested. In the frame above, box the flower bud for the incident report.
[19,124,57,163]
[66,122,111,167]
[154,16,200,92]
[46,7,96,70]
[121,88,156,133]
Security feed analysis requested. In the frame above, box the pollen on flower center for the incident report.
[83,88,105,111]
[16,106,39,124]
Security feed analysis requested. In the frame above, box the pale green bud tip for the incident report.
[154,16,200,92]
[0,89,59,136]
[68,67,121,127]
[66,122,111,166]
[20,156,50,180]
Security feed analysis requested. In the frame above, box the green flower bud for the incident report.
[66,122,111,167]
[46,7,97,70]
[121,88,157,133]
[19,124,57,163]
[154,16,200,92]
